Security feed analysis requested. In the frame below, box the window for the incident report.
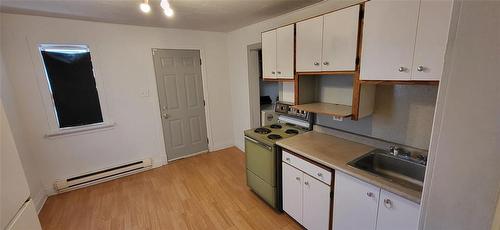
[40,44,103,128]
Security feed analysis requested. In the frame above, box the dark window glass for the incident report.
[40,48,103,128]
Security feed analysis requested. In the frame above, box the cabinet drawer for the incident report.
[282,150,331,185]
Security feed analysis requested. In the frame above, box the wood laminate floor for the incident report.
[39,147,301,230]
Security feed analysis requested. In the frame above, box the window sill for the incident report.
[45,121,115,138]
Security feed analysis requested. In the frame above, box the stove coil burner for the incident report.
[254,127,271,134]
[267,134,283,140]
[270,124,282,129]
[285,129,299,135]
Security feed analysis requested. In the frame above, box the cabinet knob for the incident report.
[295,177,300,181]
[366,192,373,197]
[314,62,320,66]
[304,181,309,186]
[317,172,323,177]
[383,199,392,208]
[417,65,424,72]
[398,67,406,72]
[277,71,282,74]
[271,71,275,74]
[323,61,329,66]
[285,157,290,161]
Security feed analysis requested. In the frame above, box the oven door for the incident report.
[245,136,277,207]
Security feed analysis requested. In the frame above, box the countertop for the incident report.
[276,131,422,203]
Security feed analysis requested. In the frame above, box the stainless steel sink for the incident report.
[348,150,426,189]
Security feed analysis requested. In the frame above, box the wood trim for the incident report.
[296,71,357,76]
[360,80,440,85]
[263,78,295,82]
[350,3,365,121]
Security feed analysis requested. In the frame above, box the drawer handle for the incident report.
[317,172,323,177]
[384,199,392,209]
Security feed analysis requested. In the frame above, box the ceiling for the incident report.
[0,0,323,32]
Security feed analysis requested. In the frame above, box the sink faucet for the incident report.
[388,146,410,158]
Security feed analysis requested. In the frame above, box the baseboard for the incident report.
[210,142,234,152]
[33,189,48,213]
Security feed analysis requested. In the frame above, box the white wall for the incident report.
[227,0,364,150]
[0,27,47,211]
[419,1,500,229]
[0,13,233,196]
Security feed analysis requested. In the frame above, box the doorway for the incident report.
[152,49,208,161]
[247,43,280,128]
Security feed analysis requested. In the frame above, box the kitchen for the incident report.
[1,0,499,230]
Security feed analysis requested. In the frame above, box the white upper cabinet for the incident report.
[262,24,294,80]
[333,171,380,230]
[276,25,295,79]
[262,30,277,79]
[376,189,420,230]
[361,0,452,81]
[322,5,360,71]
[297,5,360,72]
[296,16,323,72]
[412,0,453,80]
[361,0,419,80]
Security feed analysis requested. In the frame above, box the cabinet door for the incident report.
[262,30,277,79]
[360,0,420,80]
[411,0,453,81]
[333,171,380,230]
[276,25,295,79]
[282,163,303,223]
[296,16,323,72]
[376,189,420,230]
[322,5,360,71]
[303,174,330,230]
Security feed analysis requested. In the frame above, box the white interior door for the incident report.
[376,189,420,230]
[360,0,420,80]
[276,25,295,79]
[282,163,303,223]
[411,0,453,81]
[262,30,277,79]
[322,5,360,71]
[302,174,330,230]
[296,16,323,72]
[333,171,380,230]
[153,49,208,161]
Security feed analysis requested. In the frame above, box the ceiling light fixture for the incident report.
[139,0,151,13]
[160,0,174,17]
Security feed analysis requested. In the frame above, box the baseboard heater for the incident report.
[54,158,152,193]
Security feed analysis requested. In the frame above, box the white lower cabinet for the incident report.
[376,189,420,230]
[333,171,420,230]
[282,151,331,230]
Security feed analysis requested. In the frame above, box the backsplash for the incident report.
[316,85,438,150]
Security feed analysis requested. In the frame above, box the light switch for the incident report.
[140,88,150,97]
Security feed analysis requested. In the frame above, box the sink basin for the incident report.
[348,150,426,189]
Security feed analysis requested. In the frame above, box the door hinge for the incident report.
[152,49,157,55]
[355,57,360,66]
[203,100,206,107]
[200,58,202,65]
[207,138,209,144]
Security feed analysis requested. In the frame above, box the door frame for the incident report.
[151,47,213,162]
[247,43,262,129]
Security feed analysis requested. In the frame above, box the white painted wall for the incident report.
[419,1,500,229]
[227,0,364,150]
[0,13,234,196]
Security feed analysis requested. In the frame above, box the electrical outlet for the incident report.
[332,116,343,121]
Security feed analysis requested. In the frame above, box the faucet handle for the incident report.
[416,154,428,165]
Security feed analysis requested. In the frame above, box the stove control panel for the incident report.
[275,102,310,120]
[288,107,309,119]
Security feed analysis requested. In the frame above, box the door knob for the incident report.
[162,113,169,119]
[366,192,373,197]
[277,71,282,74]
[314,62,320,66]
[383,199,392,208]
[323,61,329,66]
[271,71,276,74]
[398,67,406,72]
[417,65,424,72]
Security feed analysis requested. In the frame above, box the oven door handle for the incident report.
[245,136,272,151]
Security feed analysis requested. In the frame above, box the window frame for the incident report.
[32,43,114,138]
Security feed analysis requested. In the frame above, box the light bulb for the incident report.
[160,0,170,10]
[163,7,174,17]
[140,3,151,13]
